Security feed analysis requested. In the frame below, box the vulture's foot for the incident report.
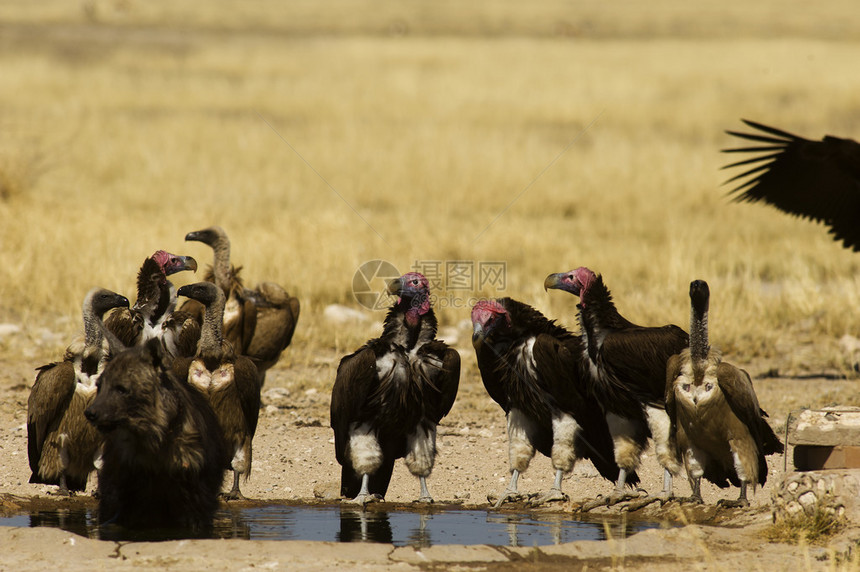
[528,488,568,507]
[348,493,383,507]
[47,487,73,497]
[675,495,704,505]
[414,495,434,504]
[622,491,673,512]
[581,490,641,512]
[490,489,526,509]
[717,498,749,509]
[221,489,247,501]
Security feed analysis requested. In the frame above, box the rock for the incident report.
[0,324,20,337]
[262,387,290,408]
[323,304,369,325]
[772,469,860,522]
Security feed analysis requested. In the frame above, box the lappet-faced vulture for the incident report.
[545,267,687,511]
[722,119,860,251]
[471,298,634,508]
[103,250,199,360]
[330,272,460,505]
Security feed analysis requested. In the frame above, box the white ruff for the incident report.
[606,412,643,471]
[231,446,248,473]
[646,406,680,474]
[551,413,579,473]
[404,425,437,477]
[348,423,383,475]
[507,409,538,473]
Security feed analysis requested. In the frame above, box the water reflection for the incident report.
[1,504,662,546]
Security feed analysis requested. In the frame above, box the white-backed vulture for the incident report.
[172,281,260,500]
[182,226,300,386]
[722,119,860,251]
[545,267,688,510]
[330,272,460,505]
[471,298,634,508]
[666,280,784,507]
[28,288,130,494]
[104,250,199,360]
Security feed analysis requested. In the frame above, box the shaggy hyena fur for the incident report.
[85,339,226,531]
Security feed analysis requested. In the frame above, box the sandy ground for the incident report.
[1,337,859,570]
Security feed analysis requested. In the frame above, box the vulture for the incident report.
[173,281,260,500]
[470,298,634,508]
[104,250,199,360]
[330,272,460,505]
[722,119,860,251]
[28,288,130,494]
[545,267,688,510]
[182,226,300,387]
[666,280,784,507]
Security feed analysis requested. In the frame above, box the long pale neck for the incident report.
[211,238,232,293]
[690,299,709,363]
[198,291,226,357]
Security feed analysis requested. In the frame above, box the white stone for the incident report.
[0,324,21,336]
[323,304,369,324]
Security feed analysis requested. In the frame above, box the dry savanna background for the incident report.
[1,0,860,568]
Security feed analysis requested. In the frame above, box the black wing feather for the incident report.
[722,119,860,251]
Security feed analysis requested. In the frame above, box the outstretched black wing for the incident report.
[722,119,860,251]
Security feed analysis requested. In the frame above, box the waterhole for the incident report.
[0,503,664,545]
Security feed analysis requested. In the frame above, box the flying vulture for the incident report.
[545,267,688,510]
[182,226,300,386]
[28,288,130,494]
[722,119,860,251]
[666,280,784,507]
[104,250,199,360]
[173,281,260,500]
[330,272,460,505]
[471,298,634,508]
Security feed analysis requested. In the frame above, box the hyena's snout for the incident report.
[85,399,121,433]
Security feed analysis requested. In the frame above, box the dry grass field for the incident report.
[2,4,860,391]
[1,2,860,568]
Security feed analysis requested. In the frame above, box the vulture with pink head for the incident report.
[471,297,633,508]
[545,267,687,510]
[104,249,199,361]
[330,272,459,505]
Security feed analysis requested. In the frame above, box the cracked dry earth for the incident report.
[0,348,858,570]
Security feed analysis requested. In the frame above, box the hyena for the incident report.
[85,338,226,532]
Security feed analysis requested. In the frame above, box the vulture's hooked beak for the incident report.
[185,230,204,243]
[180,255,198,274]
[471,322,486,346]
[543,273,564,292]
[386,277,402,296]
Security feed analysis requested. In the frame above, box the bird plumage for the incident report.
[722,119,860,251]
[471,297,634,506]
[666,280,783,505]
[172,281,260,500]
[104,250,199,360]
[330,272,459,503]
[182,226,300,386]
[28,288,130,494]
[545,267,687,505]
